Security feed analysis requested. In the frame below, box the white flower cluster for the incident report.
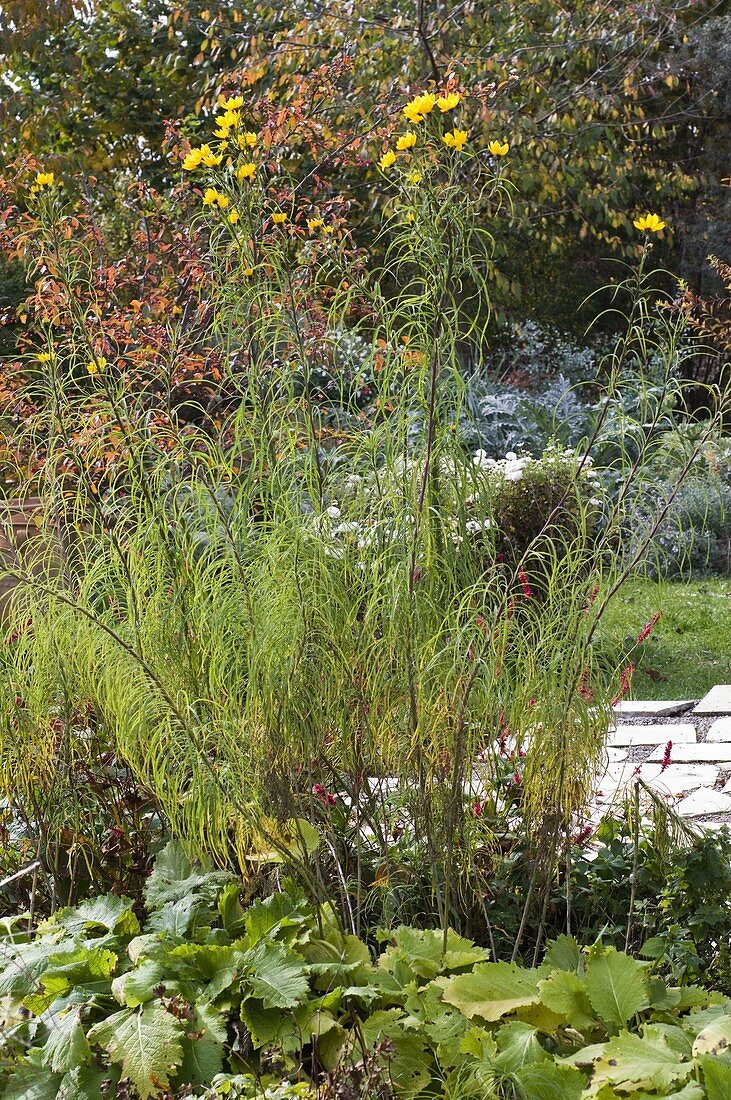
[473,449,532,482]
[472,444,605,502]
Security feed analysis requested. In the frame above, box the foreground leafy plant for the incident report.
[2,842,731,1099]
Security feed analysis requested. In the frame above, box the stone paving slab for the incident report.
[677,789,731,817]
[614,700,695,717]
[647,742,731,763]
[609,723,696,747]
[597,762,719,799]
[633,763,719,796]
[588,691,731,830]
[694,685,731,715]
[707,717,731,742]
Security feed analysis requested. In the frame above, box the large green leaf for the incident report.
[111,961,167,1007]
[643,1023,693,1059]
[631,1084,704,1100]
[143,841,231,914]
[179,1002,227,1087]
[51,896,139,939]
[0,940,75,999]
[240,999,301,1050]
[303,931,372,988]
[24,946,118,1014]
[493,1021,549,1071]
[40,1009,92,1074]
[140,898,201,936]
[692,1015,731,1058]
[592,1031,692,1092]
[584,947,649,1031]
[88,1002,184,1100]
[3,1068,61,1100]
[359,1009,432,1099]
[379,927,489,982]
[402,981,468,1064]
[514,1061,585,1099]
[702,1055,731,1100]
[58,1066,117,1099]
[681,1004,729,1037]
[243,942,309,1009]
[243,888,310,946]
[538,970,596,1030]
[543,935,583,975]
[166,943,240,1001]
[439,961,541,1022]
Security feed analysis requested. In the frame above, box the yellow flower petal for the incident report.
[379,149,397,170]
[396,131,417,151]
[436,92,461,112]
[442,128,468,151]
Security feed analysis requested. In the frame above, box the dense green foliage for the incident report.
[4,841,731,1099]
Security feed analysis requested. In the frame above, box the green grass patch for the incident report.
[600,575,731,700]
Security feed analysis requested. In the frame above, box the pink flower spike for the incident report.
[518,570,533,598]
[661,740,672,772]
[472,801,482,817]
[637,611,662,644]
[611,660,635,705]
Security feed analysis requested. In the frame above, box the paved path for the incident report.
[595,686,731,829]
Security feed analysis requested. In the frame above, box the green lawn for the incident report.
[599,576,731,700]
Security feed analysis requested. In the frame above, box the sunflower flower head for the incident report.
[633,213,666,233]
